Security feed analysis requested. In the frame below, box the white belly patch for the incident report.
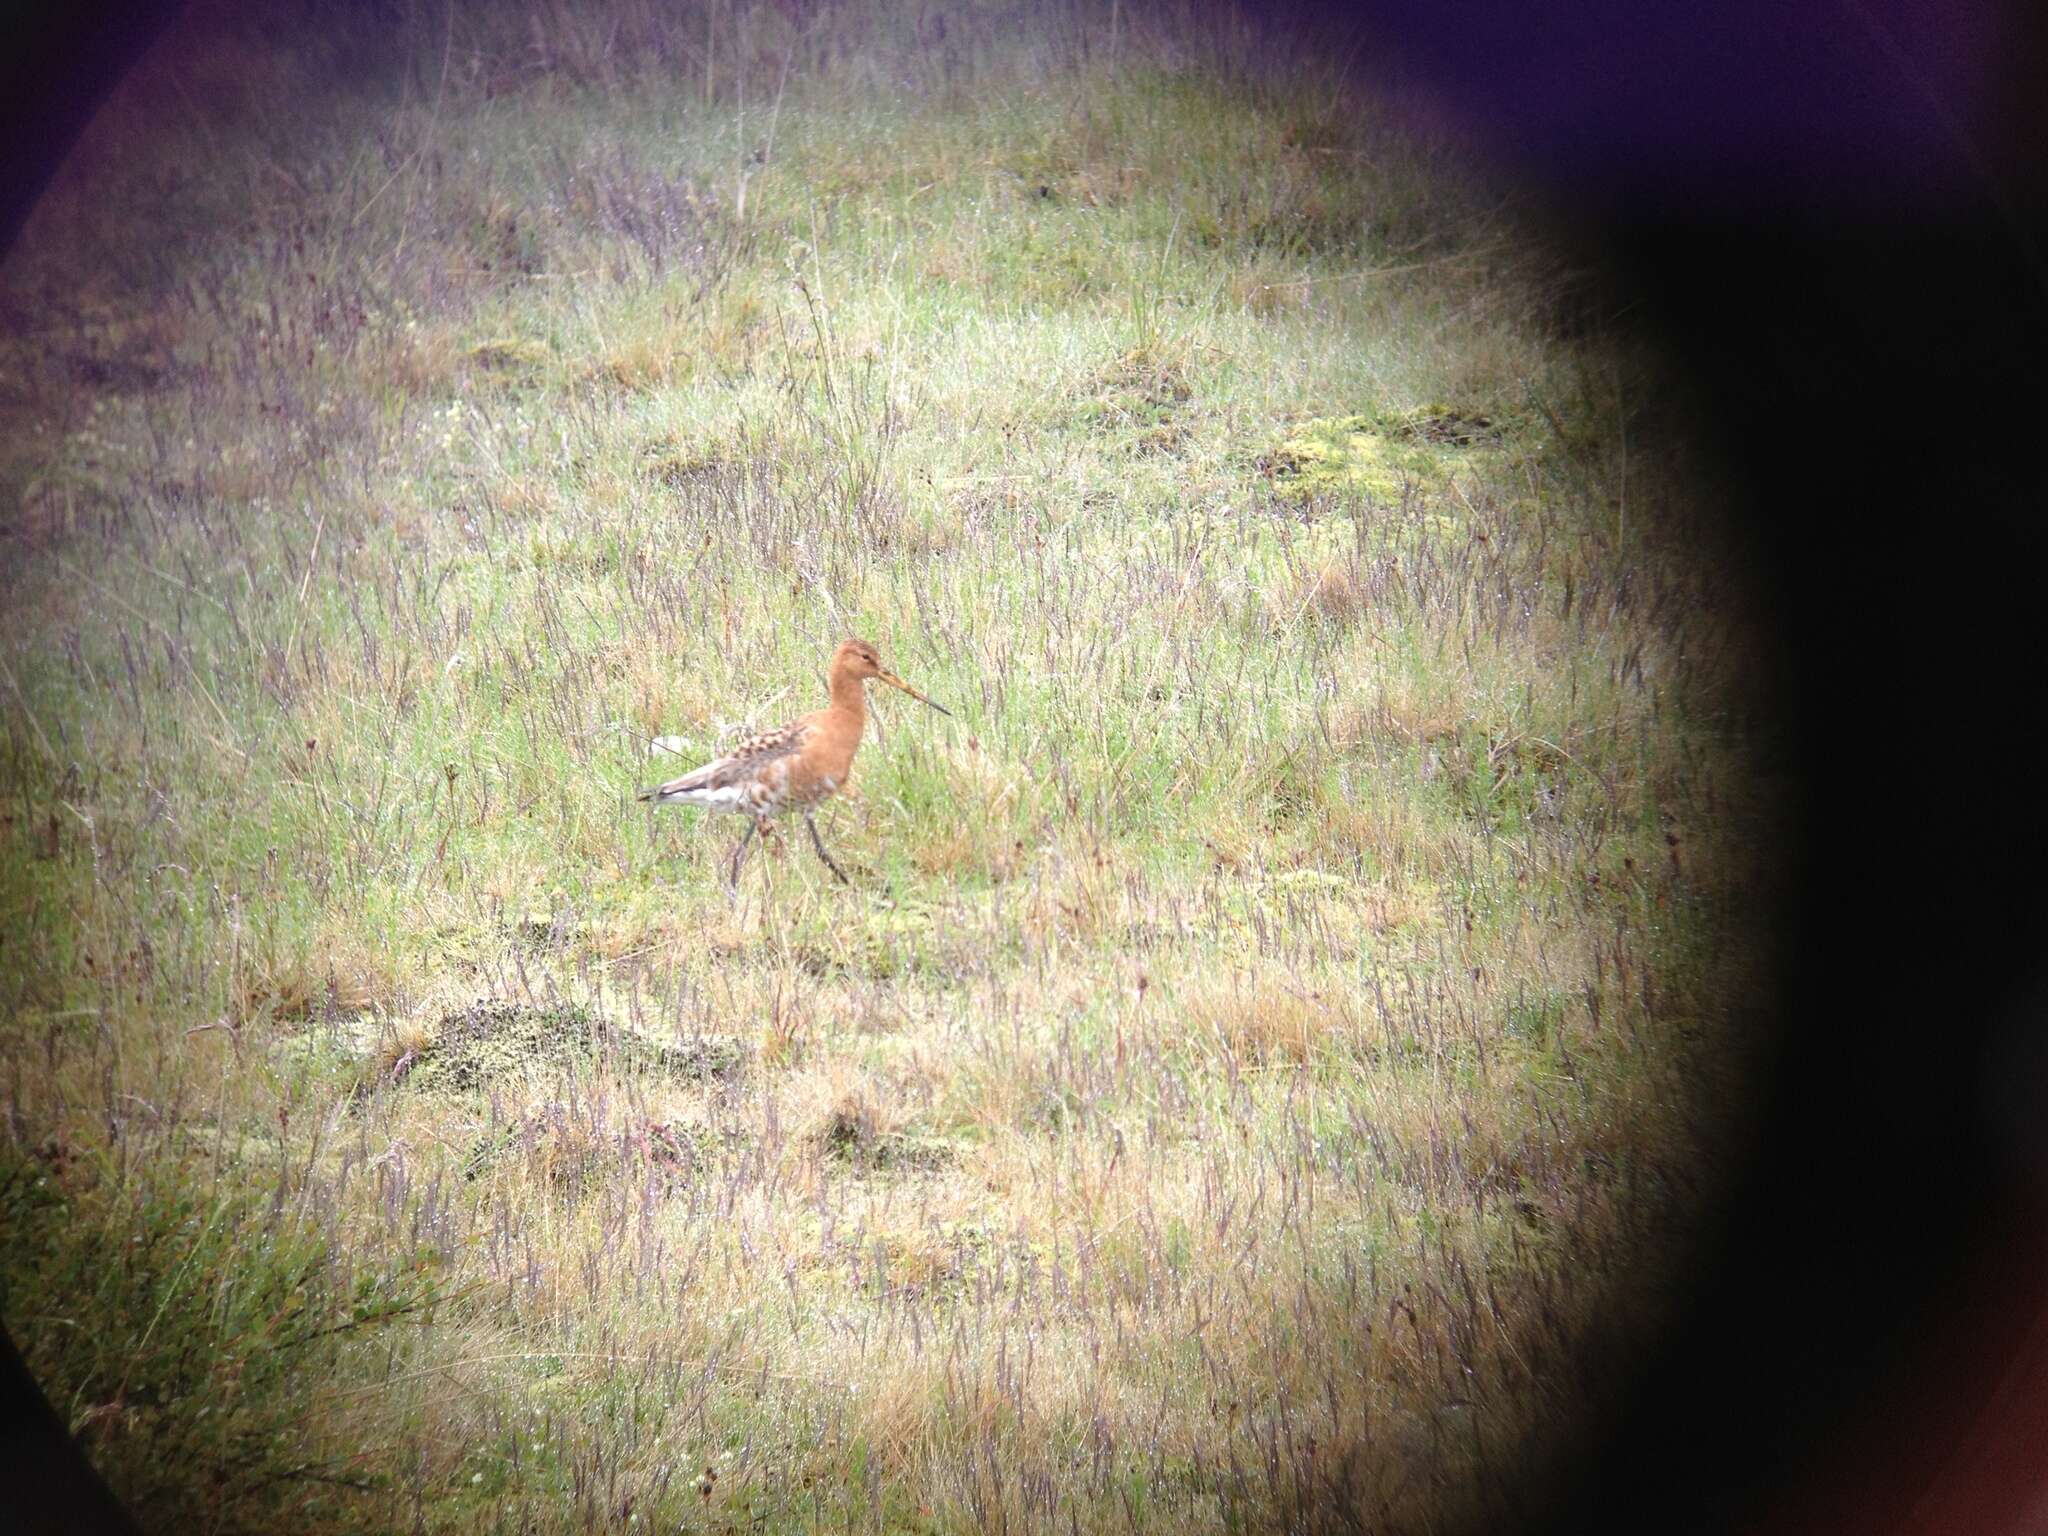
[666,784,750,813]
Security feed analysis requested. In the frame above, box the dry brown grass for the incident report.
[905,738,1028,880]
[1264,559,1369,632]
[491,471,563,520]
[791,1059,915,1156]
[593,328,687,392]
[374,322,464,396]
[232,923,402,1024]
[754,971,819,1068]
[362,1014,435,1088]
[1172,963,1358,1066]
[1229,262,1311,315]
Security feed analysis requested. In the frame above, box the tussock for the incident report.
[399,1000,747,1094]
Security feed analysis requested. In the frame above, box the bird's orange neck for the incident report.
[826,659,867,721]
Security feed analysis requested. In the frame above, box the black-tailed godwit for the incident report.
[638,637,950,887]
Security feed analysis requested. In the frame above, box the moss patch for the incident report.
[1262,405,1502,500]
[402,1000,747,1093]
[825,1127,960,1175]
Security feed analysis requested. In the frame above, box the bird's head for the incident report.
[833,637,951,716]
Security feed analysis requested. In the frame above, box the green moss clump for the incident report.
[1264,404,1503,499]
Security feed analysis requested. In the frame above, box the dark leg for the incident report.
[726,819,759,890]
[804,811,850,885]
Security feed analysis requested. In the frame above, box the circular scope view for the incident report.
[0,3,1778,1531]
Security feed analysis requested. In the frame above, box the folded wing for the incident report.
[637,720,810,810]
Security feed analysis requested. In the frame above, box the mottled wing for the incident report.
[637,719,810,802]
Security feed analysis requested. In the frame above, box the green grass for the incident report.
[0,1,1774,1530]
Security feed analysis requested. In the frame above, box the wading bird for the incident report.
[638,637,950,888]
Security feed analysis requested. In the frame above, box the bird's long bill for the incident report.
[880,671,953,716]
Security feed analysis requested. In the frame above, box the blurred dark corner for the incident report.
[3,11,191,1536]
[1333,0,2048,1532]
[3,1,2046,1533]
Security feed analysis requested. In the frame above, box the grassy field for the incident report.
[0,2,1775,1530]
